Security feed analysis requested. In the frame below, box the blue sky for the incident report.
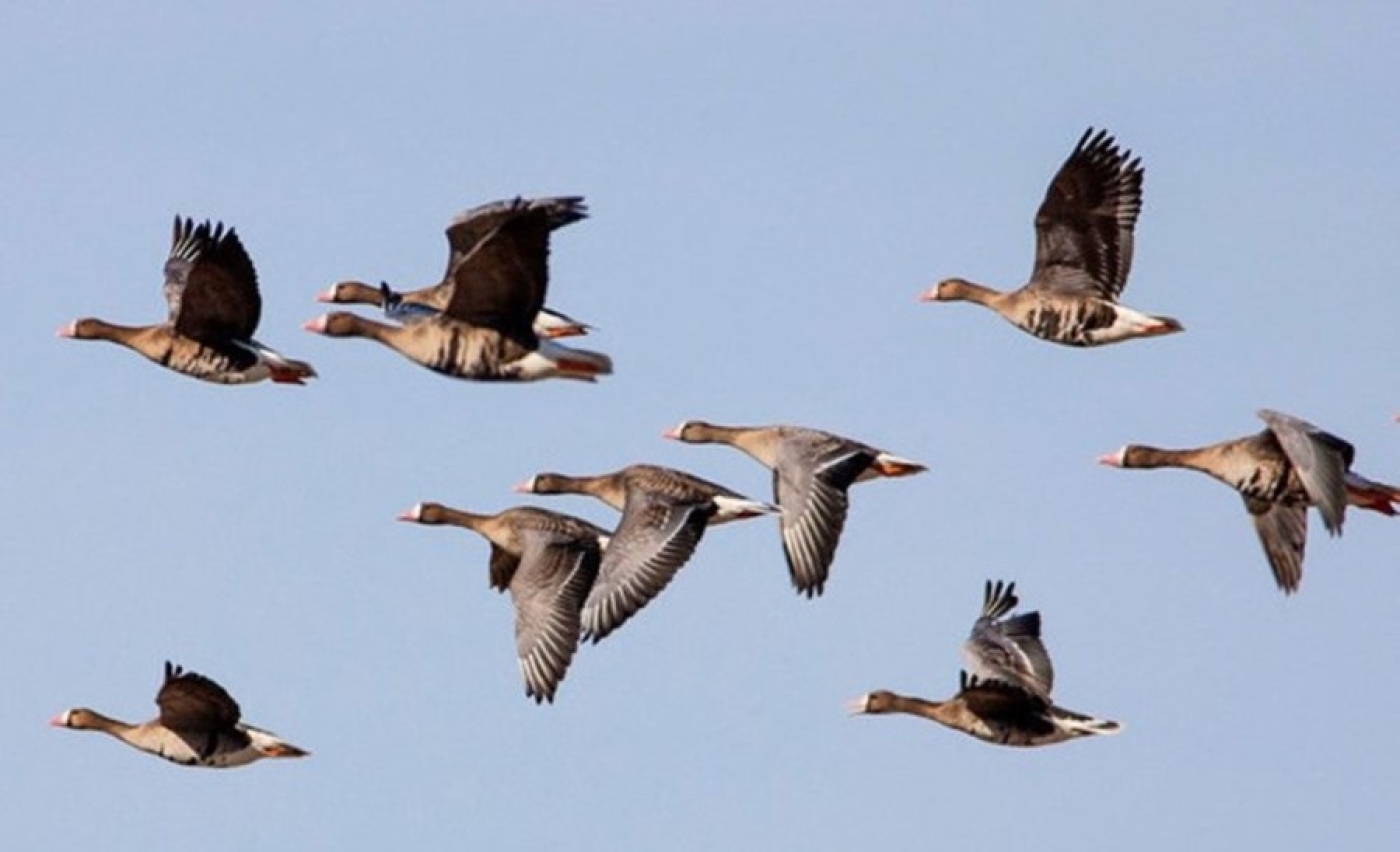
[4,3,1398,850]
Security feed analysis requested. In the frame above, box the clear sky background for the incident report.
[4,2,1398,850]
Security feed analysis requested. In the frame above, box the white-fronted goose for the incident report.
[318,281,592,339]
[664,420,926,597]
[61,218,317,384]
[921,128,1181,347]
[1100,409,1400,594]
[398,502,606,703]
[304,198,611,382]
[50,662,308,768]
[516,464,777,641]
[316,196,593,339]
[849,581,1120,747]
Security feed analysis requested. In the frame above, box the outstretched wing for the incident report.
[441,196,588,281]
[509,531,601,704]
[1028,128,1144,301]
[155,661,242,731]
[1245,497,1308,594]
[1258,409,1352,535]
[165,217,262,343]
[441,206,551,345]
[962,580,1054,700]
[773,438,873,598]
[580,493,714,642]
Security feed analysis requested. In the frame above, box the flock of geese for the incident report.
[50,127,1398,767]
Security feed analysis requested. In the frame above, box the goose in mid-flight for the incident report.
[398,502,606,703]
[50,661,308,768]
[61,218,316,384]
[922,128,1181,347]
[305,197,610,381]
[317,196,593,339]
[663,420,925,597]
[516,464,776,641]
[1100,409,1400,593]
[848,581,1121,747]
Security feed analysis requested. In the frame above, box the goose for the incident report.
[50,661,308,768]
[515,464,777,641]
[1100,409,1400,593]
[663,420,926,597]
[319,281,593,340]
[398,502,606,703]
[61,218,317,384]
[304,198,611,382]
[316,196,593,339]
[921,127,1182,347]
[849,581,1120,747]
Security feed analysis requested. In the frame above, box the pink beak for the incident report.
[1096,452,1122,467]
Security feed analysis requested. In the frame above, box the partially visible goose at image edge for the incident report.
[397,502,606,704]
[516,464,777,642]
[50,662,308,768]
[664,420,926,597]
[60,217,317,385]
[317,196,594,340]
[849,580,1120,747]
[304,197,611,382]
[921,127,1182,347]
[1100,409,1400,594]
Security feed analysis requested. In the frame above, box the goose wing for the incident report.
[165,217,262,344]
[580,492,714,642]
[441,205,551,345]
[1028,128,1144,301]
[441,196,587,281]
[962,580,1054,700]
[1258,409,1353,535]
[773,435,874,597]
[156,661,242,733]
[1245,497,1308,593]
[509,530,601,703]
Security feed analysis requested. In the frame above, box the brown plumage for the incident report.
[922,128,1182,347]
[1100,409,1400,593]
[305,197,610,381]
[664,420,925,597]
[50,662,308,768]
[516,465,777,641]
[317,196,592,339]
[61,217,316,385]
[399,502,605,703]
[849,581,1120,747]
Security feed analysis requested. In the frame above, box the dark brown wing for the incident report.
[1028,128,1144,301]
[155,661,242,732]
[165,217,262,343]
[441,196,587,281]
[958,672,1051,719]
[441,208,551,345]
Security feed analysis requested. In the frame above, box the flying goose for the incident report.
[317,196,593,339]
[849,581,1120,747]
[305,197,611,381]
[922,128,1181,347]
[50,662,308,768]
[663,420,926,597]
[1100,409,1400,593]
[398,502,606,703]
[61,218,317,384]
[516,464,776,641]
